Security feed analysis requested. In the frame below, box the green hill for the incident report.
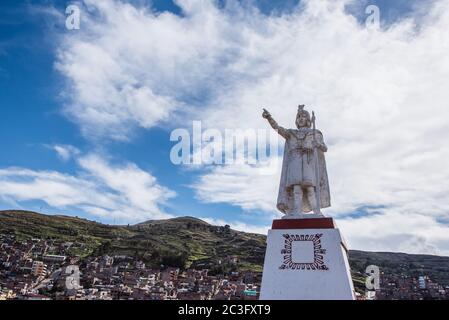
[1,210,448,288]
[0,210,266,272]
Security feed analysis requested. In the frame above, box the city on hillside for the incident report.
[1,234,448,300]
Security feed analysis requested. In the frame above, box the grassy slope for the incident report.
[0,210,265,270]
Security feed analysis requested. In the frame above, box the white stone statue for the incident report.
[262,105,331,218]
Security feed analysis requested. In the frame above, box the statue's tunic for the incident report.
[276,127,331,214]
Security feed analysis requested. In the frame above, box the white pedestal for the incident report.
[260,223,355,300]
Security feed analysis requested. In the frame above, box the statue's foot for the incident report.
[308,212,326,219]
[282,213,300,219]
[282,212,325,219]
[282,213,308,219]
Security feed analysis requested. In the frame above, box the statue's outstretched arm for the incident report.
[262,109,289,139]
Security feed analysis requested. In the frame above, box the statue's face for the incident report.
[296,113,310,128]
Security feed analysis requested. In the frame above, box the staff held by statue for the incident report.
[311,111,321,214]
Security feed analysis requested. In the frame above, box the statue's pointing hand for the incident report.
[262,108,271,119]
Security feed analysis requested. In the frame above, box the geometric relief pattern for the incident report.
[279,233,329,271]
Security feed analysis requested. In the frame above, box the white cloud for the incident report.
[53,0,449,254]
[202,217,270,235]
[192,161,282,214]
[51,144,80,161]
[338,211,449,256]
[0,155,174,223]
[78,154,175,217]
[55,0,228,140]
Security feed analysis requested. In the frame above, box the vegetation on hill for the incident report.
[0,210,265,272]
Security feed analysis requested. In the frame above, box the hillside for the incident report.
[0,210,266,272]
[1,210,449,288]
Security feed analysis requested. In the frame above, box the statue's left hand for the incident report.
[312,140,327,152]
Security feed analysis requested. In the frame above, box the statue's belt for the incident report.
[289,147,313,154]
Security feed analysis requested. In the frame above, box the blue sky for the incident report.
[0,0,282,225]
[1,0,449,255]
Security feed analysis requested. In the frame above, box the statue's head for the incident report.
[295,105,311,128]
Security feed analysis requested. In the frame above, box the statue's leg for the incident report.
[306,186,321,214]
[292,185,303,215]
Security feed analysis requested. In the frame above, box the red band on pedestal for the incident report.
[272,217,335,229]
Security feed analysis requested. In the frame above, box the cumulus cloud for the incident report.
[338,212,449,256]
[53,0,449,254]
[0,154,174,223]
[192,161,281,213]
[56,0,231,140]
[78,154,175,218]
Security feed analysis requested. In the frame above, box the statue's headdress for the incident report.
[296,104,311,128]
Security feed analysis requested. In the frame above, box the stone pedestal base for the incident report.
[259,218,355,300]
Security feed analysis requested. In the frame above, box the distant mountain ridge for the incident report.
[1,210,449,289]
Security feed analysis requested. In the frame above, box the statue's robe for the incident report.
[276,127,331,214]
